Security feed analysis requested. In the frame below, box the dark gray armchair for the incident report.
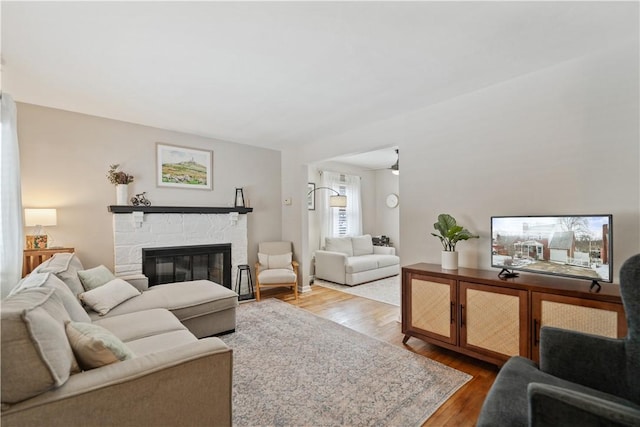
[477,254,640,427]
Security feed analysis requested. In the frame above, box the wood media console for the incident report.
[401,263,626,366]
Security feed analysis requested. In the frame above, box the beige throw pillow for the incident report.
[79,279,140,316]
[77,265,117,291]
[66,321,134,370]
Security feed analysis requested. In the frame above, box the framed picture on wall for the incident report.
[308,182,316,210]
[156,143,213,190]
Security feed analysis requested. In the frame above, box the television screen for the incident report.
[491,215,612,283]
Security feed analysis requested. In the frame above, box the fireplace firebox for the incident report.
[142,244,231,288]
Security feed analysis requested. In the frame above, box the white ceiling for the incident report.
[2,1,638,167]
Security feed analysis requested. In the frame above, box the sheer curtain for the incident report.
[319,170,362,248]
[1,94,24,297]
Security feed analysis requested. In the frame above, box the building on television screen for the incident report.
[491,215,611,282]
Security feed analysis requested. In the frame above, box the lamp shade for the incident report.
[24,209,57,227]
[329,195,347,208]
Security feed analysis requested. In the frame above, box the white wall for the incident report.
[18,103,282,274]
[375,169,400,255]
[294,43,639,283]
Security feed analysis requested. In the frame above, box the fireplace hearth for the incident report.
[142,244,232,288]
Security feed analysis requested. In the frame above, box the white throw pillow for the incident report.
[79,278,140,316]
[352,235,374,256]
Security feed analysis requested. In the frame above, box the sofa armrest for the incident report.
[528,383,640,427]
[540,326,627,396]
[373,246,396,255]
[2,338,232,427]
[314,250,347,284]
[118,274,149,292]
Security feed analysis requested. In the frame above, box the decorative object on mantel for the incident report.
[157,142,213,190]
[234,188,245,208]
[24,208,57,249]
[107,164,134,205]
[431,213,479,270]
[130,192,151,206]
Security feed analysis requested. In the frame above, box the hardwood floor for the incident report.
[259,284,499,426]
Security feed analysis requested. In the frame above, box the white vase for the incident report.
[116,184,129,205]
[441,251,458,270]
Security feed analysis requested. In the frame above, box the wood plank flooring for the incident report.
[259,284,499,426]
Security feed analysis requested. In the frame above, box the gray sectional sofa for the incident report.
[314,234,400,286]
[1,252,238,426]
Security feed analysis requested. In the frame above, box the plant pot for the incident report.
[441,251,458,270]
[116,184,129,205]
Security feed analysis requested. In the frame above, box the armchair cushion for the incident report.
[477,356,639,427]
[528,383,640,427]
[257,269,297,284]
[258,252,293,270]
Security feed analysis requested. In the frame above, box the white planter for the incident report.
[441,251,458,270]
[116,184,129,205]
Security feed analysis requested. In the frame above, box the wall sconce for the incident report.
[307,187,347,208]
[24,208,57,249]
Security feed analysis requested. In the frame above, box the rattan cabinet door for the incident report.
[459,282,529,362]
[531,292,626,363]
[406,275,457,345]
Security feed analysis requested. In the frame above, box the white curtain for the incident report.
[1,94,24,297]
[319,170,362,247]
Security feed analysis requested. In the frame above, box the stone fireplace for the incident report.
[110,206,251,286]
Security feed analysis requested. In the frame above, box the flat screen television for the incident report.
[491,215,612,285]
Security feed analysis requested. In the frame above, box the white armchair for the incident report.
[255,241,299,301]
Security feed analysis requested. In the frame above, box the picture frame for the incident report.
[156,143,213,190]
[307,182,316,210]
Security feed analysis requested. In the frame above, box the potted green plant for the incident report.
[431,213,479,269]
[107,164,134,205]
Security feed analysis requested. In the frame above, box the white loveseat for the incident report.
[314,234,400,286]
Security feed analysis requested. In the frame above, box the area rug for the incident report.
[314,275,400,306]
[220,299,471,427]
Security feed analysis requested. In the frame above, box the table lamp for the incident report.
[24,208,57,249]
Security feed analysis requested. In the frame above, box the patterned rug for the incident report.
[220,300,471,427]
[313,275,400,306]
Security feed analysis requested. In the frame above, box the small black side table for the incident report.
[235,264,254,301]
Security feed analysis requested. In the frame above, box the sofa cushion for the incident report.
[79,278,141,315]
[352,235,374,256]
[88,280,238,323]
[258,268,297,284]
[325,237,354,256]
[1,288,78,404]
[345,255,379,274]
[66,321,134,370]
[93,308,188,342]
[35,252,85,297]
[77,265,117,291]
[375,254,400,268]
[124,330,198,357]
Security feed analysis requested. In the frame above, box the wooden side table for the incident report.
[23,247,75,277]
